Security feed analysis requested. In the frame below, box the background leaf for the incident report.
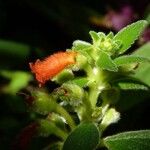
[104,130,150,150]
[114,78,150,111]
[0,70,32,94]
[0,39,30,58]
[132,42,150,86]
[115,43,150,111]
[63,122,99,150]
[114,20,148,54]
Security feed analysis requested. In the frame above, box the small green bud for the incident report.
[100,38,113,52]
[31,90,57,115]
[59,83,84,107]
[89,31,122,56]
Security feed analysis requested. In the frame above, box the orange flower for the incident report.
[29,51,77,87]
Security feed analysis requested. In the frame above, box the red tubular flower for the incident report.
[29,51,77,87]
[12,123,38,150]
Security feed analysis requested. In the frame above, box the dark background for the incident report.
[0,0,150,149]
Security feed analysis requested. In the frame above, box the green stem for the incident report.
[54,126,68,140]
[89,85,100,108]
[42,142,63,150]
[88,68,106,108]
[81,93,93,121]
[56,105,76,130]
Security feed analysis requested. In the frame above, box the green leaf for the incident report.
[104,130,150,150]
[113,77,149,90]
[117,82,149,90]
[114,20,148,54]
[0,70,32,94]
[72,40,92,51]
[114,55,150,66]
[31,90,57,115]
[106,32,114,39]
[113,77,150,110]
[71,77,89,87]
[72,40,93,64]
[63,122,99,150]
[89,31,101,44]
[133,42,150,57]
[96,51,118,72]
[132,42,150,86]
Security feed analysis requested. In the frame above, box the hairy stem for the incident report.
[54,126,68,140]
[56,105,76,130]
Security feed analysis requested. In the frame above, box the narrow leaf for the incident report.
[63,122,99,150]
[114,20,148,54]
[96,51,118,72]
[104,130,150,150]
[89,31,100,44]
[114,55,150,66]
[112,77,149,90]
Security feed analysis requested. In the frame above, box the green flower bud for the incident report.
[90,31,122,56]
[99,38,113,52]
[38,119,67,139]
[31,90,57,115]
[57,83,84,107]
